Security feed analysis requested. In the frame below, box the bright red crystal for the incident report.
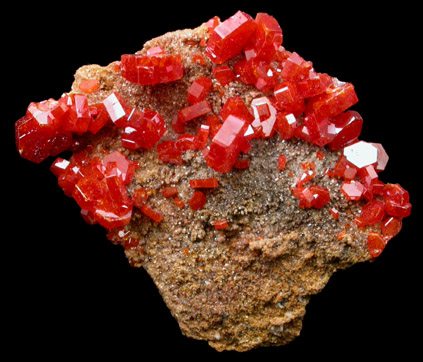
[79,79,100,94]
[371,143,389,172]
[212,65,236,86]
[132,188,149,208]
[121,108,166,150]
[278,154,287,171]
[206,115,222,139]
[249,13,283,61]
[140,204,163,223]
[121,53,184,85]
[382,183,412,218]
[355,199,385,226]
[194,125,210,150]
[204,113,250,173]
[187,76,212,104]
[189,178,219,188]
[102,92,132,127]
[251,97,277,138]
[341,180,365,201]
[275,113,297,140]
[174,197,185,209]
[205,11,257,64]
[219,97,254,124]
[334,155,358,180]
[273,81,304,116]
[328,111,363,151]
[176,133,197,151]
[88,103,111,134]
[59,94,92,134]
[367,232,386,259]
[50,157,70,177]
[157,140,183,165]
[292,185,330,209]
[281,52,313,82]
[177,100,211,123]
[306,80,358,121]
[381,216,402,241]
[296,72,332,98]
[189,191,207,210]
[162,187,178,198]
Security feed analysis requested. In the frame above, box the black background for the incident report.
[4,2,421,359]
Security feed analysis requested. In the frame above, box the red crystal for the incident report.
[121,53,184,85]
[214,220,229,230]
[194,125,210,150]
[102,92,132,127]
[59,94,91,134]
[219,97,254,123]
[355,199,385,226]
[212,66,236,86]
[341,180,365,201]
[334,155,358,180]
[140,204,163,223]
[296,72,332,98]
[328,111,363,151]
[234,157,251,169]
[275,113,297,140]
[306,80,358,121]
[381,216,402,241]
[88,103,111,134]
[79,79,100,94]
[278,154,287,171]
[121,108,166,150]
[189,178,219,188]
[174,197,185,209]
[187,76,212,104]
[382,183,412,218]
[132,187,149,208]
[189,191,207,210]
[204,113,250,173]
[371,143,389,172]
[329,207,340,220]
[162,187,178,198]
[50,157,70,177]
[251,97,277,138]
[206,115,222,139]
[292,185,330,209]
[176,133,197,151]
[273,81,305,116]
[250,13,283,61]
[281,52,313,82]
[367,232,386,259]
[157,140,183,165]
[205,11,257,64]
[177,100,211,123]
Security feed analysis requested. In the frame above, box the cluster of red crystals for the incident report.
[103,92,166,150]
[51,150,137,229]
[15,94,112,163]
[292,185,330,209]
[120,49,184,85]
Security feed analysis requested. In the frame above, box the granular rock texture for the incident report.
[14,12,411,352]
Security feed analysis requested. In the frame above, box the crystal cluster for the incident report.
[14,10,411,260]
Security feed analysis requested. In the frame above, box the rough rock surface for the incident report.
[68,23,372,351]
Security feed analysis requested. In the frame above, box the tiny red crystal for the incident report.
[189,191,207,210]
